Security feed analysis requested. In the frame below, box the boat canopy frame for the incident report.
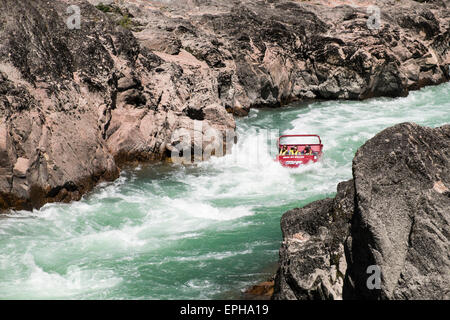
[278,134,323,147]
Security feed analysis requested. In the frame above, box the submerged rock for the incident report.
[243,279,275,300]
[273,122,450,300]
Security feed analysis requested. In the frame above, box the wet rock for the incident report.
[244,280,275,300]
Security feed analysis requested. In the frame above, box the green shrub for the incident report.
[95,3,132,30]
[95,3,111,13]
[118,15,132,29]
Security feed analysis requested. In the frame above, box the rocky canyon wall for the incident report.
[0,0,449,210]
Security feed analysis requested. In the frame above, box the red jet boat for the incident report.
[276,135,323,168]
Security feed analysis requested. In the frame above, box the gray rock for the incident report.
[273,180,354,300]
[344,123,450,300]
[274,123,450,300]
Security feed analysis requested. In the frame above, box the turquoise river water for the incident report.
[0,83,449,299]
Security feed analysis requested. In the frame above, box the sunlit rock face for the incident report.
[0,0,235,211]
[0,0,449,211]
[93,0,449,103]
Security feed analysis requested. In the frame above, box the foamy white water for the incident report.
[0,83,449,299]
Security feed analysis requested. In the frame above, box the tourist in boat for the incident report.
[289,146,299,155]
[302,145,312,155]
[279,145,288,155]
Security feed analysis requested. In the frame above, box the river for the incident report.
[0,83,449,299]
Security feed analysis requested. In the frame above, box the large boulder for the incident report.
[274,123,450,300]
[344,122,450,300]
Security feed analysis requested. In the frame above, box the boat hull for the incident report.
[277,155,320,168]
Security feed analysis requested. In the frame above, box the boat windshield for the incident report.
[279,136,320,146]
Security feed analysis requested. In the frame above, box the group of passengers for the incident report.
[279,145,313,156]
